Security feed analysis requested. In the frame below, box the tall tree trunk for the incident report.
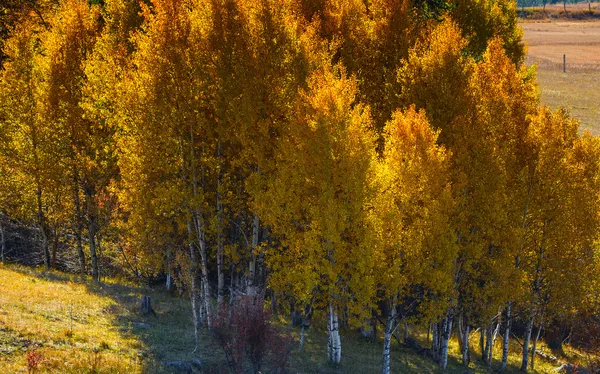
[73,170,85,276]
[531,312,544,371]
[188,220,203,350]
[216,139,224,304]
[194,214,212,328]
[86,190,99,282]
[489,320,500,366]
[37,181,50,270]
[248,214,259,296]
[462,320,470,367]
[485,324,492,365]
[381,295,397,374]
[521,309,535,371]
[0,216,6,265]
[328,301,341,366]
[481,326,486,362]
[499,302,512,372]
[403,320,409,344]
[51,225,58,269]
[440,314,453,370]
[432,323,439,362]
[165,247,172,291]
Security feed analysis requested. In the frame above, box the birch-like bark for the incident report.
[381,295,397,374]
[485,325,492,365]
[480,326,486,361]
[499,302,512,372]
[194,215,212,328]
[165,247,172,291]
[73,169,85,276]
[328,302,341,365]
[187,125,211,328]
[432,323,439,362]
[248,213,259,296]
[0,217,5,265]
[461,318,470,367]
[216,139,224,304]
[85,189,99,282]
[440,315,453,370]
[531,312,544,371]
[489,320,500,366]
[521,310,535,371]
[188,220,203,350]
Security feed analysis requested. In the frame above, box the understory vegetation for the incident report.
[1,0,599,373]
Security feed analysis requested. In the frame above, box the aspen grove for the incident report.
[1,0,599,372]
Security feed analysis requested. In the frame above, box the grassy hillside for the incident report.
[0,265,587,373]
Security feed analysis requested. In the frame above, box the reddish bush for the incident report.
[211,296,292,373]
[26,348,43,374]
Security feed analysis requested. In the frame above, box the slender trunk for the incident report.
[521,309,535,371]
[194,215,212,328]
[248,214,259,296]
[187,125,211,328]
[462,321,470,367]
[489,320,500,366]
[51,226,58,269]
[480,326,486,361]
[485,324,492,365]
[37,181,50,270]
[531,312,544,371]
[0,217,5,265]
[299,324,306,353]
[216,139,224,304]
[86,190,98,282]
[403,320,409,344]
[499,302,512,372]
[427,325,431,345]
[440,314,453,370]
[328,301,341,366]
[432,323,439,362]
[73,171,85,276]
[381,297,397,374]
[188,220,203,350]
[166,247,172,291]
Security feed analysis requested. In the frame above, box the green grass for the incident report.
[0,265,592,373]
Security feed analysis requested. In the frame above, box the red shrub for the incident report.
[210,296,292,373]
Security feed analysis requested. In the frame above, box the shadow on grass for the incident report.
[11,265,226,373]
[14,266,529,373]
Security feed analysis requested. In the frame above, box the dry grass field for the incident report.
[521,19,600,134]
[1,265,579,373]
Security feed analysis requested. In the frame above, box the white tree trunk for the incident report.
[382,297,397,374]
[248,214,259,296]
[188,220,204,350]
[499,302,511,372]
[440,315,452,370]
[521,311,535,371]
[531,312,544,371]
[432,323,439,362]
[462,324,470,366]
[328,302,341,366]
[194,214,212,328]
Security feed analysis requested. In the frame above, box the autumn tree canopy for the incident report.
[1,0,599,372]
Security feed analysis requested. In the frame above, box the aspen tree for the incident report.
[258,66,376,366]
[372,107,455,374]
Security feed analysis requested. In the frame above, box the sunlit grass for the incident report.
[0,264,595,373]
[0,265,143,373]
